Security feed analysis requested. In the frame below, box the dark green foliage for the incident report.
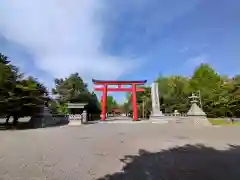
[125,63,240,118]
[0,53,101,125]
[52,73,100,114]
[0,53,48,123]
[137,87,152,118]
[1,52,239,121]
[52,73,87,103]
[188,64,240,117]
[106,96,118,113]
[157,76,190,113]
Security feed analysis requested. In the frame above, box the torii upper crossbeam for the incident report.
[92,79,147,121]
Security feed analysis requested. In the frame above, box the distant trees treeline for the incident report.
[124,64,240,118]
[0,53,101,125]
[1,52,239,122]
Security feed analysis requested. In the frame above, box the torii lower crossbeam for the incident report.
[94,88,145,92]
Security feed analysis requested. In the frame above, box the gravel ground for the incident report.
[1,118,240,180]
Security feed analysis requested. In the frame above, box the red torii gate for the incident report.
[92,79,147,121]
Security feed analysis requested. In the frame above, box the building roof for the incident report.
[67,103,88,109]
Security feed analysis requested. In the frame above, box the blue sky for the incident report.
[0,0,239,103]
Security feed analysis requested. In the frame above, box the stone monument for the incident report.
[82,110,88,124]
[150,82,165,121]
[187,93,210,125]
[187,93,206,116]
[30,103,53,128]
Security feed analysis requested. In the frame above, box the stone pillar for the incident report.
[150,82,164,119]
[82,110,88,123]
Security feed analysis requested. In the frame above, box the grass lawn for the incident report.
[208,118,240,126]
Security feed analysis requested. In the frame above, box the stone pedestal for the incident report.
[187,103,206,116]
[68,120,82,126]
[150,108,165,120]
[67,111,88,126]
[30,105,53,128]
[191,116,211,126]
[187,103,211,126]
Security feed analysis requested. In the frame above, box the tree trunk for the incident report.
[12,115,19,127]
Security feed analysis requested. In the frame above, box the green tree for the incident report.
[121,102,132,115]
[189,64,225,117]
[48,99,59,114]
[52,73,87,103]
[52,73,100,114]
[124,87,151,118]
[85,92,101,114]
[0,54,48,125]
[4,77,47,124]
[229,75,240,117]
[154,64,239,118]
[156,76,190,113]
[136,87,151,118]
[122,64,240,118]
[0,53,20,105]
[106,96,118,113]
[125,93,133,112]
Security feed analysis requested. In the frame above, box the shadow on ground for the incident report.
[98,144,240,180]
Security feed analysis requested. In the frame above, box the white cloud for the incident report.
[0,0,139,81]
[185,54,208,67]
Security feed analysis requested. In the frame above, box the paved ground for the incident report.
[1,117,240,180]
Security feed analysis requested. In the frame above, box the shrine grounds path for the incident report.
[1,118,240,180]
